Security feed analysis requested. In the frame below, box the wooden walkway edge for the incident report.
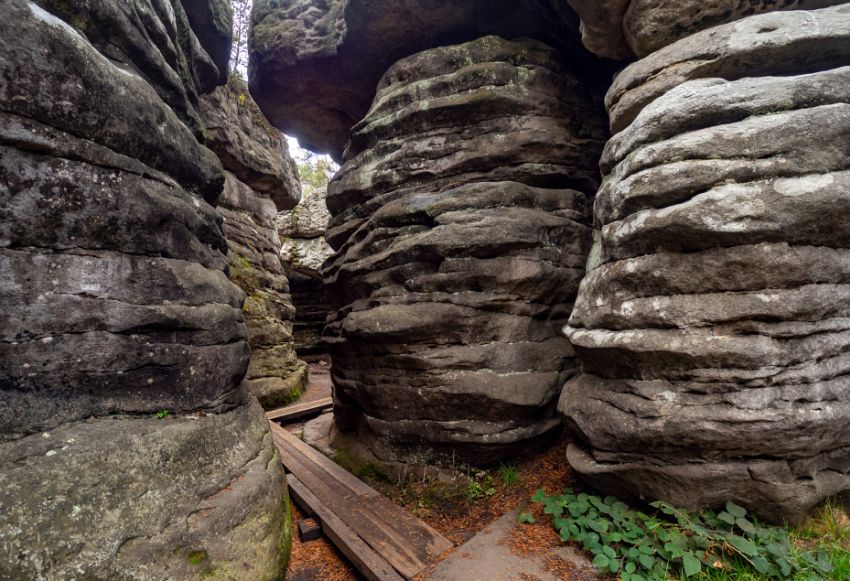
[265,396,333,422]
[268,420,453,580]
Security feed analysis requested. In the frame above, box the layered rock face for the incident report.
[278,184,334,354]
[249,0,594,157]
[199,80,308,409]
[568,0,845,58]
[323,36,608,464]
[0,1,289,578]
[561,4,850,522]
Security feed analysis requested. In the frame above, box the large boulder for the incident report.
[568,0,844,59]
[0,1,289,577]
[278,183,335,354]
[199,80,309,409]
[248,0,593,158]
[560,5,850,523]
[324,36,608,464]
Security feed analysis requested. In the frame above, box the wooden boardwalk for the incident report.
[268,420,453,580]
[265,396,333,423]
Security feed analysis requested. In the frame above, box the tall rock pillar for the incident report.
[323,36,608,463]
[199,78,308,409]
[562,4,850,522]
[0,1,289,578]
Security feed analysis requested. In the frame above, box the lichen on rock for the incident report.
[322,35,608,464]
[0,1,290,577]
[199,80,309,410]
[561,4,850,523]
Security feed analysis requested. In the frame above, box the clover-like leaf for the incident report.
[682,554,702,577]
[638,553,655,570]
[725,502,747,518]
[591,554,609,570]
[736,517,756,534]
[727,534,758,556]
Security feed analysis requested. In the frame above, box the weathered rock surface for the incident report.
[566,0,632,60]
[278,184,334,354]
[606,3,850,133]
[249,0,595,157]
[1,1,289,577]
[181,0,233,83]
[324,36,608,464]
[569,0,844,59]
[0,393,289,581]
[199,78,301,210]
[200,80,308,409]
[561,5,850,523]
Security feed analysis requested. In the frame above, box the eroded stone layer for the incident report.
[0,1,288,577]
[561,5,850,523]
[568,0,845,59]
[200,80,308,409]
[325,36,608,464]
[249,0,594,157]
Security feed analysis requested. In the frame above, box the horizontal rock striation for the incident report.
[200,80,308,409]
[249,0,595,157]
[1,1,289,578]
[324,36,608,464]
[278,184,335,354]
[568,0,844,59]
[561,5,850,522]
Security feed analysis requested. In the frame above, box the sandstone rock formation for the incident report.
[182,0,233,82]
[199,79,308,409]
[278,182,335,354]
[568,0,844,59]
[0,1,289,578]
[249,0,592,157]
[323,36,608,464]
[561,4,850,522]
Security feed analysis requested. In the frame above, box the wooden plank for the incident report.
[270,420,378,498]
[275,435,426,579]
[281,452,426,579]
[287,476,405,581]
[273,424,450,558]
[276,426,452,557]
[361,495,454,558]
[269,421,454,578]
[266,396,333,422]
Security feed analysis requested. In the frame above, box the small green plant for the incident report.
[526,488,835,580]
[465,470,496,501]
[498,463,520,488]
[155,410,171,419]
[187,549,208,566]
[518,512,536,525]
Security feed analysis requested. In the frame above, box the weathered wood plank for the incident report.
[272,421,378,498]
[273,424,451,558]
[275,434,426,579]
[361,494,454,558]
[265,396,333,422]
[287,476,405,581]
[269,420,454,579]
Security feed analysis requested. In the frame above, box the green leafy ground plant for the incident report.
[526,488,836,580]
